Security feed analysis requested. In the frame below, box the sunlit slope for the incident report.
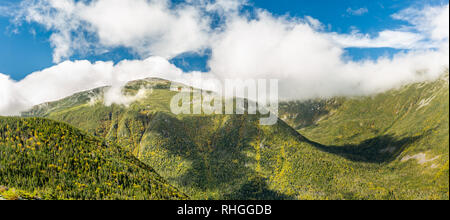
[280,72,449,198]
[22,79,328,199]
[0,117,186,200]
[24,77,449,199]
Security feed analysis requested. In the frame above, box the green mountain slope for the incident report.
[22,79,324,199]
[23,76,449,200]
[280,72,449,198]
[0,117,186,200]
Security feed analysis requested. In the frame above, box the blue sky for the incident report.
[0,0,448,80]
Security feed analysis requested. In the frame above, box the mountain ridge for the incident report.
[21,74,450,200]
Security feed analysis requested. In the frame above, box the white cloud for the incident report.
[0,57,190,115]
[14,0,211,62]
[0,2,448,115]
[208,8,449,100]
[346,7,368,16]
[330,30,427,49]
[304,16,324,30]
[208,11,344,80]
[392,4,449,49]
[14,1,447,59]
[204,0,246,13]
[79,0,210,58]
[334,4,449,50]
[103,87,149,107]
[0,74,28,115]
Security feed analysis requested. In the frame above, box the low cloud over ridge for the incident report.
[0,0,449,115]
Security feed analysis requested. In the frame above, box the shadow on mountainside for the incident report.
[304,134,423,164]
[139,112,293,200]
[223,176,295,200]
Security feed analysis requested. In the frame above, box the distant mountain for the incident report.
[22,74,449,200]
[280,71,449,198]
[0,117,186,200]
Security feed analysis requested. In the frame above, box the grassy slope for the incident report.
[23,77,449,200]
[0,117,186,200]
[280,73,449,199]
